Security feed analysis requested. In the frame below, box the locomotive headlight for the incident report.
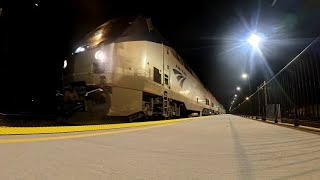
[75,46,85,54]
[95,50,105,62]
[63,60,67,69]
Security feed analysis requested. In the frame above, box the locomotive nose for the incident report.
[63,44,114,86]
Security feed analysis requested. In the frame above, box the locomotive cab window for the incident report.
[164,74,169,85]
[153,67,161,84]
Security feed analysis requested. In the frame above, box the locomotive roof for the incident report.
[79,16,170,47]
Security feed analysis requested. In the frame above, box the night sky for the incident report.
[1,0,320,113]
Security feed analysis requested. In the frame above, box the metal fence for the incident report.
[231,38,320,127]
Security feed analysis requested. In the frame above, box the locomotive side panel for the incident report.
[112,41,147,90]
[109,87,142,116]
[166,47,202,112]
[167,46,216,113]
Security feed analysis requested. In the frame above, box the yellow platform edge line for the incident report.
[0,116,208,135]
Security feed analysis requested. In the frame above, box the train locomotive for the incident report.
[61,16,224,122]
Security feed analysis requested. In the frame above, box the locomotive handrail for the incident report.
[85,88,103,97]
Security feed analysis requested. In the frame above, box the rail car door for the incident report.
[163,45,170,89]
[162,45,171,118]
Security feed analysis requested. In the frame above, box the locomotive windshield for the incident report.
[74,16,168,53]
[78,17,136,49]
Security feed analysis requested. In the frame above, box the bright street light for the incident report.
[246,97,249,100]
[247,34,261,47]
[63,60,67,69]
[241,73,248,79]
[235,94,237,97]
[236,87,241,91]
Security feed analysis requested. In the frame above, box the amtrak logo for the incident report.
[173,69,186,87]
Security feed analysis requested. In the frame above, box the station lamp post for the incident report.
[247,34,261,48]
[241,73,251,94]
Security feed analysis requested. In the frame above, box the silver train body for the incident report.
[62,16,225,121]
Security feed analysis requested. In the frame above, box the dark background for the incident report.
[0,0,319,113]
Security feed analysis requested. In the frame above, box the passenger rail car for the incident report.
[62,16,224,121]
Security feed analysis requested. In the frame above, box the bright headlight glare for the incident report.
[75,46,85,53]
[95,50,105,61]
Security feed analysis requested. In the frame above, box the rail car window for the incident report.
[206,99,209,105]
[164,74,169,85]
[153,67,161,84]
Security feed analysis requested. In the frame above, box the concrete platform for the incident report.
[1,114,320,179]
